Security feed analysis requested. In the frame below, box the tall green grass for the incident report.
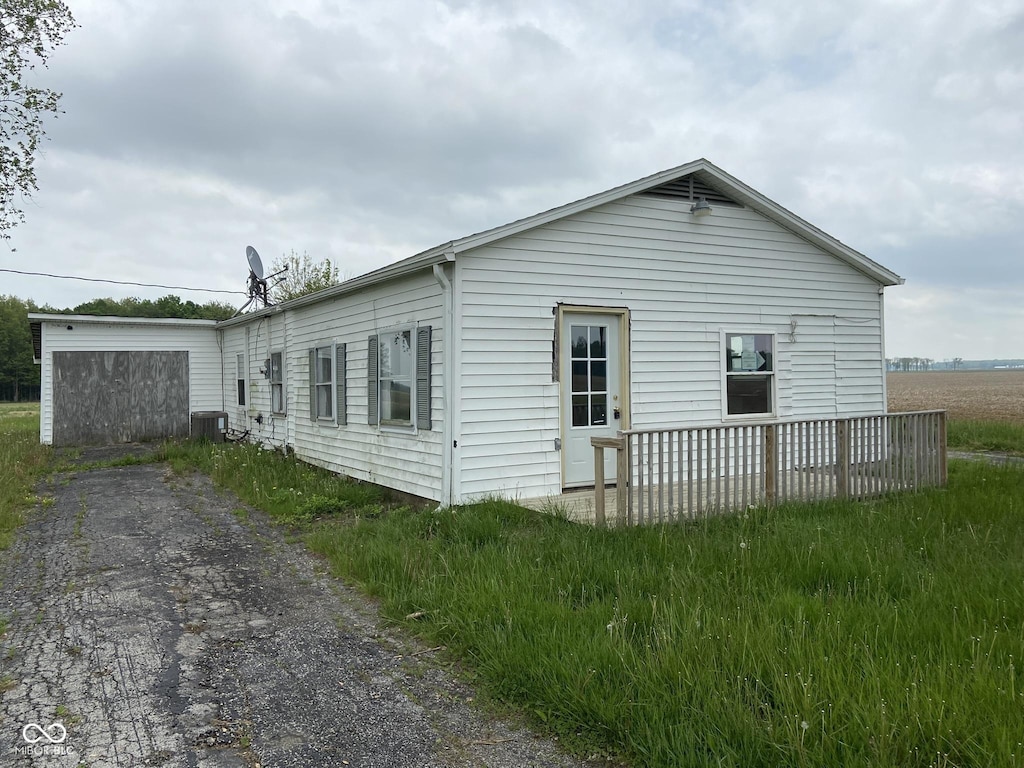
[0,403,51,549]
[948,420,1024,456]
[165,441,1024,767]
[158,440,386,521]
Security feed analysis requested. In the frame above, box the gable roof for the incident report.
[219,158,902,326]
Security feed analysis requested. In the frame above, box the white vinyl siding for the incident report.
[454,194,885,502]
[236,271,445,501]
[34,318,221,445]
[220,315,289,449]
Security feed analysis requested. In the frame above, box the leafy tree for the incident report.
[269,250,341,302]
[1,0,76,236]
[68,294,235,320]
[0,294,39,400]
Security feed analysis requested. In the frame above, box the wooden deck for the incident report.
[520,470,775,526]
[524,411,947,527]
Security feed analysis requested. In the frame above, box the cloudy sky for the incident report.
[3,0,1022,360]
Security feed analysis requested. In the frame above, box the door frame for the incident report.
[557,304,631,488]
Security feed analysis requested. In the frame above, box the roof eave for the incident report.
[27,313,220,327]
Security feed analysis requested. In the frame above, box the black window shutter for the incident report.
[308,349,316,421]
[336,343,346,426]
[416,326,432,430]
[367,335,378,425]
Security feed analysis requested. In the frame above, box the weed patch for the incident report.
[0,403,50,550]
[158,440,386,525]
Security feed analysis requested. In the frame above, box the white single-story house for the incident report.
[32,159,902,505]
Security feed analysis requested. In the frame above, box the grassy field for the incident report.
[0,402,50,549]
[888,371,1024,454]
[158,439,1024,768]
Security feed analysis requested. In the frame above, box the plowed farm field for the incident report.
[887,371,1024,423]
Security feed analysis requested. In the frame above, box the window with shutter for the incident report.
[368,325,431,431]
[309,342,344,425]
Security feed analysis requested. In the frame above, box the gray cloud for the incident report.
[3,0,1022,357]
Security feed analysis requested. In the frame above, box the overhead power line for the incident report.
[0,267,246,295]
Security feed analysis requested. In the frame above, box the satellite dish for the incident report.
[246,245,264,279]
[232,243,289,317]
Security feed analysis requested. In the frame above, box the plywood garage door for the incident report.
[52,351,190,446]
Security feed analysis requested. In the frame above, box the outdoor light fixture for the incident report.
[690,197,712,218]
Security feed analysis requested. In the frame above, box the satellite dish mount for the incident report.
[234,245,289,315]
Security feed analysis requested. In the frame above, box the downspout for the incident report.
[879,286,888,413]
[433,259,456,507]
[217,326,226,413]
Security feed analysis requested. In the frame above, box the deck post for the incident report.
[593,443,606,526]
[938,410,948,487]
[591,436,626,527]
[764,424,776,507]
[616,432,628,527]
[836,419,850,499]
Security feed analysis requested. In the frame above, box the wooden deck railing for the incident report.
[591,411,947,526]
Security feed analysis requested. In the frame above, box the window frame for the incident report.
[367,324,431,434]
[309,342,347,426]
[377,324,417,431]
[269,350,286,415]
[236,353,246,407]
[720,330,776,420]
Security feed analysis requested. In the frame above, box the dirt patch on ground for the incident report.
[0,452,608,767]
[887,371,1024,423]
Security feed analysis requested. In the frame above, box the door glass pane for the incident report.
[571,361,588,393]
[591,394,607,425]
[571,326,588,359]
[590,360,606,393]
[572,395,589,427]
[589,326,606,358]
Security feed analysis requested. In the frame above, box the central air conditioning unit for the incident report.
[190,411,228,443]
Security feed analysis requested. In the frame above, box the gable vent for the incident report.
[642,174,742,206]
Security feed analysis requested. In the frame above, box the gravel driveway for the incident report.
[0,451,603,768]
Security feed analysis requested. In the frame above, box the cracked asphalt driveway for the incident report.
[0,453,601,768]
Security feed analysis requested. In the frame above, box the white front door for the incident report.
[562,313,625,488]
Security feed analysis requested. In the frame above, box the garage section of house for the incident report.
[30,315,222,447]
